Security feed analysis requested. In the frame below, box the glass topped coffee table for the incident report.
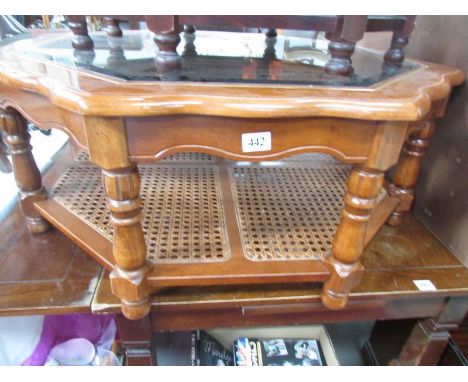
[0,28,464,319]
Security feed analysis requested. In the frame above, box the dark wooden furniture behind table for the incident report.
[0,21,464,320]
[68,15,416,75]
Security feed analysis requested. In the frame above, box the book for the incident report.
[191,331,234,366]
[234,337,325,366]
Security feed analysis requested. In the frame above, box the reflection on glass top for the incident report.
[11,30,420,86]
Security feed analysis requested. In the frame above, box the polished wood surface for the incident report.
[0,146,102,316]
[126,116,377,163]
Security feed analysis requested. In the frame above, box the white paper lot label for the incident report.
[413,279,437,291]
[241,132,272,153]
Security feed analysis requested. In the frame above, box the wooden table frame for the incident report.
[1,144,467,366]
[0,29,464,320]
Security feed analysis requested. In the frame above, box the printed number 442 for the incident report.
[241,132,272,153]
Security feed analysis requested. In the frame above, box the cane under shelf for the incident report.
[0,28,464,319]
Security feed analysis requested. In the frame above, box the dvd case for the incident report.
[191,331,234,366]
[234,337,325,366]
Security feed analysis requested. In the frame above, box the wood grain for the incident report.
[0,145,102,316]
[0,108,49,233]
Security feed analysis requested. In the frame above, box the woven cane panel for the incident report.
[282,153,341,165]
[230,165,350,261]
[51,164,230,263]
[75,151,91,162]
[159,152,216,162]
[74,151,215,163]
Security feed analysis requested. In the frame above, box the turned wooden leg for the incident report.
[264,29,277,60]
[68,16,94,50]
[325,16,367,76]
[183,24,196,35]
[390,297,468,365]
[182,24,197,57]
[154,31,182,70]
[107,32,126,68]
[265,28,277,38]
[383,32,410,73]
[104,166,151,320]
[85,116,150,320]
[322,166,384,308]
[382,16,416,74]
[325,35,356,76]
[322,121,409,309]
[147,16,182,71]
[387,121,436,226]
[116,314,155,365]
[0,109,49,233]
[104,17,123,37]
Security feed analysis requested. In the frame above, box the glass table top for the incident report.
[4,30,420,87]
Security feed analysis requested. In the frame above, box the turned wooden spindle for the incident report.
[104,17,123,37]
[321,166,383,308]
[387,120,436,226]
[263,28,277,60]
[325,16,367,76]
[0,109,49,233]
[322,120,409,308]
[104,166,151,319]
[154,32,182,70]
[383,16,416,73]
[147,16,182,71]
[183,24,196,35]
[325,36,356,76]
[73,49,96,66]
[383,34,409,72]
[107,46,126,67]
[265,28,277,38]
[85,116,150,320]
[182,24,197,57]
[68,16,94,50]
[107,34,126,68]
